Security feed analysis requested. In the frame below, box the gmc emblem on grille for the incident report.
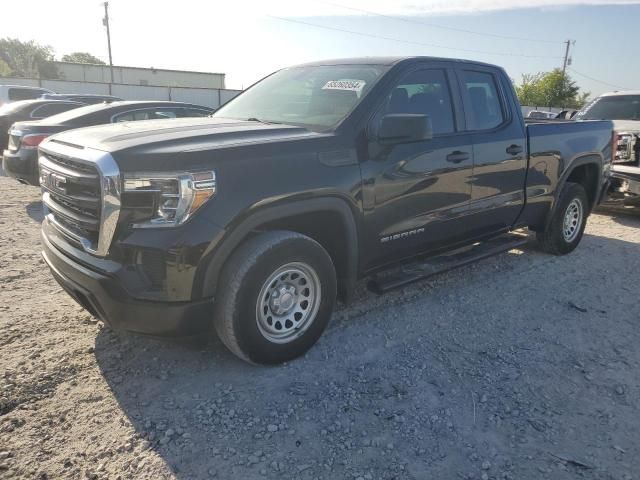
[40,168,68,195]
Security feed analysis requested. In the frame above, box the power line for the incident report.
[314,0,563,45]
[568,68,630,91]
[268,15,563,59]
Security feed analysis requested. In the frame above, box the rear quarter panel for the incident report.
[520,120,612,229]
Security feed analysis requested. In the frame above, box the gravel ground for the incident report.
[1,174,640,480]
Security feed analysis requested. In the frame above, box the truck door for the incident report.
[455,67,527,236]
[360,66,474,270]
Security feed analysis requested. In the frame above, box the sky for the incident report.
[3,0,639,97]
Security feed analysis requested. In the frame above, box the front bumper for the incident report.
[41,229,214,336]
[609,165,640,203]
[2,148,39,185]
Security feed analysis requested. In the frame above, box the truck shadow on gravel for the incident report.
[92,230,640,480]
[25,200,44,223]
[595,205,640,228]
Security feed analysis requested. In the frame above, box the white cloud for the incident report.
[247,0,640,17]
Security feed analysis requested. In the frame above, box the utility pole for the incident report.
[561,39,572,78]
[102,2,114,94]
[560,39,573,108]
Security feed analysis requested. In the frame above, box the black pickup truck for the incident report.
[37,57,613,364]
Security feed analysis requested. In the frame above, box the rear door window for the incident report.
[76,97,106,105]
[152,109,178,119]
[459,71,505,130]
[177,108,212,118]
[30,102,80,118]
[112,109,155,122]
[381,69,456,135]
[8,88,47,101]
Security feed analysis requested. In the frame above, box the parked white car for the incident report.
[0,85,54,107]
[527,110,558,120]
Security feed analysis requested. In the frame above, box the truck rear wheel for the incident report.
[213,231,337,364]
[536,182,589,255]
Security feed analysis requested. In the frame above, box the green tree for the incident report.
[515,68,589,109]
[0,38,59,79]
[61,52,105,65]
[0,58,12,77]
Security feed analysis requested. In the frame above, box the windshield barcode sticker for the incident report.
[322,79,366,96]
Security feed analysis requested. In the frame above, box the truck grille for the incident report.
[39,141,121,257]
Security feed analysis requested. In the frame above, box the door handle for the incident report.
[446,151,470,163]
[506,144,523,155]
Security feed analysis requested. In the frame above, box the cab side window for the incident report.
[382,69,455,135]
[459,70,505,130]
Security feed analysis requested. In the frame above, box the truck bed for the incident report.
[527,120,612,161]
[519,119,612,229]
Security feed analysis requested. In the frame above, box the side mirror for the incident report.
[377,113,433,144]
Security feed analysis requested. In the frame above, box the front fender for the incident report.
[194,196,360,302]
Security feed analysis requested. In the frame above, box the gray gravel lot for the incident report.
[1,174,640,480]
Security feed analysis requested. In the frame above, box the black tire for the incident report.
[536,182,589,255]
[213,231,337,365]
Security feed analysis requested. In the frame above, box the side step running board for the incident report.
[367,233,530,294]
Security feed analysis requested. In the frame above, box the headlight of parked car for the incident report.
[614,132,637,163]
[123,171,216,227]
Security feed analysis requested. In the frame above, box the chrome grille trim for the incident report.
[39,155,99,181]
[42,191,100,228]
[39,140,121,257]
[45,213,93,251]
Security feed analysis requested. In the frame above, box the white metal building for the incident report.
[53,61,226,89]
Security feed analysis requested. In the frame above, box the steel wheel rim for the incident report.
[562,198,583,242]
[256,262,321,344]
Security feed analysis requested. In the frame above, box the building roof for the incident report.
[53,61,225,77]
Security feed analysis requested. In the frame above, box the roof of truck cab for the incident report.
[294,56,498,68]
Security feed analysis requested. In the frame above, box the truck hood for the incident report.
[42,117,323,154]
[610,119,640,133]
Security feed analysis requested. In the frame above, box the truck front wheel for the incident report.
[536,182,589,255]
[213,231,337,364]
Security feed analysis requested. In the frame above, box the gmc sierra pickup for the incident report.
[37,57,613,364]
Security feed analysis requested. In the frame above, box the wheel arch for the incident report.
[561,154,603,211]
[197,197,360,303]
[547,153,603,224]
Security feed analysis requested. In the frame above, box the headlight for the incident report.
[123,171,215,227]
[614,133,636,163]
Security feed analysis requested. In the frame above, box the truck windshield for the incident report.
[577,95,640,121]
[213,65,387,129]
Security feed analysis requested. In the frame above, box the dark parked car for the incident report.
[40,93,123,104]
[3,101,214,185]
[38,57,613,364]
[0,99,83,151]
[0,85,54,106]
